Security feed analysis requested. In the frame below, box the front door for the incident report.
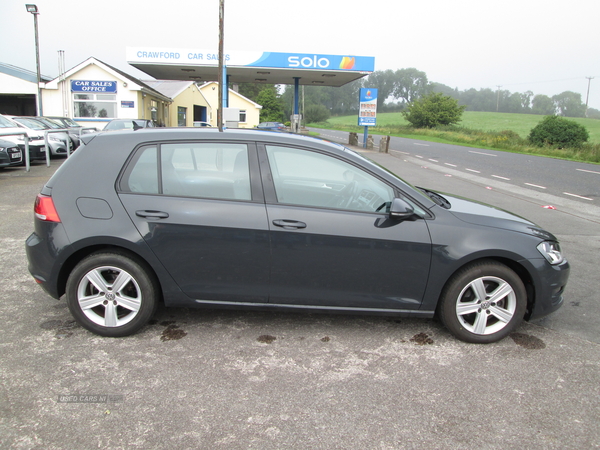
[262,144,432,310]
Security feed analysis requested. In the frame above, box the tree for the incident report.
[256,86,284,122]
[236,83,275,102]
[552,91,586,117]
[528,115,589,148]
[402,92,466,128]
[532,94,556,115]
[365,70,395,110]
[393,68,429,104]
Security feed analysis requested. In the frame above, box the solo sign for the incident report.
[71,80,117,93]
[358,88,378,126]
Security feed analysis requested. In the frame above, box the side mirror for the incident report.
[389,198,415,219]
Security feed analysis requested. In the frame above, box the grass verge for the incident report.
[309,114,600,164]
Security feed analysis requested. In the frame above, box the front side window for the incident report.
[122,142,251,201]
[74,93,117,119]
[265,145,394,213]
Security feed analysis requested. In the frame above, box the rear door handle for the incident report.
[272,219,307,230]
[135,210,169,219]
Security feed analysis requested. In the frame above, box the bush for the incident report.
[402,92,466,128]
[528,115,589,148]
[305,104,330,123]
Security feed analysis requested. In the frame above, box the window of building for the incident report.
[151,100,158,123]
[239,110,247,123]
[178,107,187,127]
[73,93,117,119]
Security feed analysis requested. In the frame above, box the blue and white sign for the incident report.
[121,101,134,108]
[358,88,378,126]
[71,80,117,93]
[127,48,375,72]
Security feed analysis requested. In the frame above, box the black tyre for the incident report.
[65,252,158,337]
[438,260,527,344]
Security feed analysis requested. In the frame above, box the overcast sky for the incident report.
[2,0,599,109]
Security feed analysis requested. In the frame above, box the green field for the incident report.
[326,111,600,143]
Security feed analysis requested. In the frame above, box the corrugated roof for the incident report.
[0,62,53,83]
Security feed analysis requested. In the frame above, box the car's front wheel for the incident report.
[438,260,527,343]
[65,252,158,337]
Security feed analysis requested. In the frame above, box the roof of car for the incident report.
[80,127,345,152]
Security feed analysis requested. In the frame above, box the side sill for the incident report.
[191,299,435,318]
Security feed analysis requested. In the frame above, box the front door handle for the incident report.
[136,210,169,219]
[272,219,307,230]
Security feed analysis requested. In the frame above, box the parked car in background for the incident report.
[103,119,156,131]
[256,122,286,131]
[35,117,80,150]
[192,121,213,127]
[0,114,46,163]
[0,137,23,168]
[6,116,72,157]
[45,116,96,135]
[26,128,569,343]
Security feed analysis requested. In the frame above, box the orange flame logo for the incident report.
[339,57,355,70]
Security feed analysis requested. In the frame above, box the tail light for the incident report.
[34,194,61,222]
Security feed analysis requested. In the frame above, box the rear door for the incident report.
[118,140,270,303]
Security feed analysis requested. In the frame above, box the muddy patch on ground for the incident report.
[410,332,434,345]
[257,334,276,344]
[160,323,187,341]
[510,332,546,349]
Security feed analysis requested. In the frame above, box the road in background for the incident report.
[315,128,600,206]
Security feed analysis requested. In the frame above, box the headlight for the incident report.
[49,135,62,142]
[0,147,6,152]
[537,241,564,265]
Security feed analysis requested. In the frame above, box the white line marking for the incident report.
[576,168,600,175]
[525,183,547,189]
[563,192,593,201]
[492,175,511,180]
[428,159,439,162]
[413,143,429,146]
[469,151,496,157]
[415,155,423,158]
[393,150,410,155]
[444,163,457,167]
[466,168,481,173]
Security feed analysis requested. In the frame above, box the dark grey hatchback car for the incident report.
[26,128,569,343]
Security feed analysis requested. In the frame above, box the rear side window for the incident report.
[120,142,251,201]
[125,146,159,194]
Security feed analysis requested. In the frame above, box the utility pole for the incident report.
[26,5,43,116]
[496,85,502,112]
[217,0,224,132]
[585,77,594,117]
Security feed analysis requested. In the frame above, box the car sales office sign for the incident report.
[358,88,378,126]
[71,80,117,93]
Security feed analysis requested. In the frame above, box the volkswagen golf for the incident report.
[26,128,569,343]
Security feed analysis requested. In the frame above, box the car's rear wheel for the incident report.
[438,260,527,343]
[65,252,158,337]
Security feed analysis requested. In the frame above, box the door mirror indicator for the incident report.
[389,198,415,219]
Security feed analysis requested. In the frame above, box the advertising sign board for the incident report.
[358,88,378,126]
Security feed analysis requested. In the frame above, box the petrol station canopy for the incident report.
[127,48,375,87]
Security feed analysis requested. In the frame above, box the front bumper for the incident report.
[527,257,570,320]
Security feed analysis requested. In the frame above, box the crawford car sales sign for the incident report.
[71,80,118,93]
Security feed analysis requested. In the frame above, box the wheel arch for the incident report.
[435,256,536,320]
[56,242,164,303]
